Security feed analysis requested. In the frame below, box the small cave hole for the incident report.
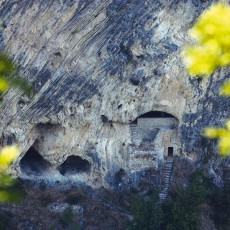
[2,21,7,29]
[54,51,62,57]
[101,115,108,123]
[58,156,91,176]
[20,147,52,176]
[117,104,123,109]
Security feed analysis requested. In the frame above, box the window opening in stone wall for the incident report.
[58,156,91,176]
[20,146,52,176]
[131,111,175,124]
[168,147,173,157]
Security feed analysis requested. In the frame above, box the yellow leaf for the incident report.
[202,127,228,138]
[184,2,230,76]
[191,3,230,43]
[219,52,230,66]
[202,127,218,138]
[218,134,230,156]
[183,46,217,75]
[0,146,20,171]
[220,79,230,95]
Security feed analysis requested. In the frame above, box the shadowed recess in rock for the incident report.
[132,111,176,124]
[20,146,52,176]
[138,111,175,118]
[58,156,91,176]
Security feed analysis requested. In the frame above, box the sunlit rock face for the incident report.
[0,0,227,188]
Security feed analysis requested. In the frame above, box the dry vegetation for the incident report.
[0,180,131,230]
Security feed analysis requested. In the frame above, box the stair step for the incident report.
[159,158,174,202]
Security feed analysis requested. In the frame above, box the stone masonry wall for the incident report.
[137,118,178,130]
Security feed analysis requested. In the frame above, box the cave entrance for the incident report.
[168,147,173,157]
[20,146,52,176]
[58,156,91,176]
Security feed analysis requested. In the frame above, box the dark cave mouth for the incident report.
[131,111,177,124]
[20,147,52,176]
[58,156,91,176]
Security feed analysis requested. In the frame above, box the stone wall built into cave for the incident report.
[129,111,180,171]
[137,117,177,130]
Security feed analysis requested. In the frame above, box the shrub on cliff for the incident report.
[128,170,210,230]
[211,169,230,230]
[127,191,163,230]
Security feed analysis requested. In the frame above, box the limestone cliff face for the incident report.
[0,0,226,188]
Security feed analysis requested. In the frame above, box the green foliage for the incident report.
[0,211,11,230]
[128,170,210,230]
[211,169,230,230]
[6,178,26,203]
[162,170,209,230]
[61,207,74,226]
[70,223,81,230]
[65,194,82,205]
[127,191,164,230]
[0,52,34,96]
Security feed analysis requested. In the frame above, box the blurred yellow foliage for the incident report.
[0,53,26,202]
[220,79,230,95]
[0,77,8,91]
[0,145,20,202]
[203,121,230,156]
[183,2,230,156]
[0,145,20,171]
[183,2,230,75]
[0,190,9,201]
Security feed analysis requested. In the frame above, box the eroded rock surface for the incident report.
[0,0,227,188]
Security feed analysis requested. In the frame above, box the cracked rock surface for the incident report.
[0,0,227,188]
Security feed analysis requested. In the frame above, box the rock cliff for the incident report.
[0,0,227,188]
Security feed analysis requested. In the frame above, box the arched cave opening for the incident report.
[58,156,91,176]
[20,147,52,176]
[131,111,176,124]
